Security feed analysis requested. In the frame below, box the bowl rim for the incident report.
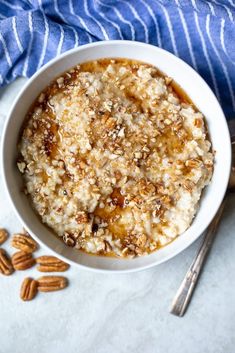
[1,40,232,273]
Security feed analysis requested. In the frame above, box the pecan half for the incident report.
[0,249,14,275]
[36,256,70,272]
[0,228,8,245]
[11,234,38,253]
[37,276,68,292]
[12,251,35,270]
[20,277,38,301]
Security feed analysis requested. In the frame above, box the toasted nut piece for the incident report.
[182,179,195,192]
[0,249,14,275]
[194,118,202,128]
[105,117,116,129]
[136,234,147,248]
[0,229,8,245]
[63,233,76,247]
[75,212,89,224]
[37,276,68,292]
[185,158,202,168]
[11,234,38,253]
[20,278,38,301]
[36,256,70,272]
[134,152,142,159]
[12,251,35,271]
[114,170,122,181]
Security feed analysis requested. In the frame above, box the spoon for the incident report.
[170,121,235,317]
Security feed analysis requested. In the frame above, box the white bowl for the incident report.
[1,41,231,273]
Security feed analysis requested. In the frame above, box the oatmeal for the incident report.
[18,59,213,258]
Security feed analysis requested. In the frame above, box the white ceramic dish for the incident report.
[1,41,231,272]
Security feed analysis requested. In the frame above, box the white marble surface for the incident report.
[0,79,235,353]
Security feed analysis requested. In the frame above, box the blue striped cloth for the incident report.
[0,0,234,119]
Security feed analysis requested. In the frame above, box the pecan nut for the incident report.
[36,256,69,272]
[12,251,35,270]
[63,233,76,247]
[0,249,14,275]
[11,234,38,253]
[0,229,8,245]
[37,276,68,292]
[20,277,38,301]
[135,234,147,248]
[75,211,89,224]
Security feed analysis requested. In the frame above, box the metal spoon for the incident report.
[170,120,235,317]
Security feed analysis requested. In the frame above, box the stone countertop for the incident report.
[0,79,234,353]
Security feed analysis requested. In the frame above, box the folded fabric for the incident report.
[0,0,234,119]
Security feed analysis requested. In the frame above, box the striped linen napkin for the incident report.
[0,0,234,119]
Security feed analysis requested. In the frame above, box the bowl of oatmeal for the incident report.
[2,41,231,272]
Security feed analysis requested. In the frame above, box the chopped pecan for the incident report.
[135,234,147,248]
[176,160,185,169]
[161,195,172,206]
[185,159,202,168]
[63,233,76,247]
[0,249,14,275]
[132,196,143,205]
[135,247,144,256]
[194,118,202,128]
[114,170,122,181]
[105,117,116,130]
[153,206,165,218]
[20,277,38,301]
[36,256,70,272]
[172,119,182,132]
[12,251,35,270]
[75,212,89,224]
[182,179,195,192]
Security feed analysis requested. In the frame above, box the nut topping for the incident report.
[185,159,202,168]
[17,58,213,258]
[75,212,89,224]
[63,233,76,247]
[136,234,147,248]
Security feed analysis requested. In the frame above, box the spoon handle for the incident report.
[170,198,226,317]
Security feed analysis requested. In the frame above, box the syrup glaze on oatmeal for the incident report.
[18,59,213,258]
